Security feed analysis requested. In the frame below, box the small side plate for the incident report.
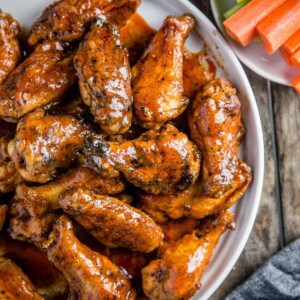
[210,0,299,86]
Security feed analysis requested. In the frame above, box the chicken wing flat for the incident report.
[0,41,76,122]
[132,15,195,129]
[86,124,201,194]
[11,110,86,183]
[74,21,133,135]
[0,137,23,193]
[13,166,125,217]
[28,0,140,46]
[139,78,252,220]
[0,257,44,300]
[60,189,163,252]
[0,10,21,85]
[142,211,234,300]
[47,215,136,299]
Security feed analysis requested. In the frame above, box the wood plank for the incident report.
[188,1,282,297]
[272,84,300,244]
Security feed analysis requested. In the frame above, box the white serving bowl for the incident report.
[0,0,264,298]
[210,0,299,86]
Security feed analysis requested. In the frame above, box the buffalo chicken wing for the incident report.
[47,215,136,299]
[0,10,21,85]
[74,21,133,134]
[132,15,194,129]
[86,124,201,194]
[139,78,252,221]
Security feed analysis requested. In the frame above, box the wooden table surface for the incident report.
[189,1,300,298]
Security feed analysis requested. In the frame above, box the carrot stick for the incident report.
[257,0,300,55]
[282,30,300,55]
[291,75,300,94]
[223,0,286,47]
[280,48,293,66]
[290,48,300,68]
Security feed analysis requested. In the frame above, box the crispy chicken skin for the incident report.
[132,15,195,129]
[11,110,86,183]
[139,78,252,221]
[142,211,234,300]
[0,41,76,122]
[0,10,21,85]
[28,0,139,46]
[86,124,201,194]
[0,136,23,193]
[74,21,133,135]
[60,189,163,252]
[47,215,136,300]
[0,257,44,300]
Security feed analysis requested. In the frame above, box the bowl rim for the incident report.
[176,0,264,298]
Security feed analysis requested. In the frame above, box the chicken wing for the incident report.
[10,110,86,183]
[86,124,201,194]
[0,41,76,122]
[13,167,125,217]
[0,10,21,85]
[60,189,163,252]
[0,257,44,300]
[47,215,136,299]
[28,0,140,46]
[142,211,234,300]
[10,211,61,247]
[0,232,69,299]
[0,136,23,193]
[139,78,252,220]
[74,20,133,135]
[182,49,216,99]
[132,14,195,129]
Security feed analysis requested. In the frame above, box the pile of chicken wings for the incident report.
[0,0,252,299]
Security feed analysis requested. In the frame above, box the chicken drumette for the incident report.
[0,10,21,85]
[139,78,252,221]
[10,110,87,183]
[28,0,141,45]
[0,257,43,300]
[47,215,136,299]
[132,15,194,129]
[74,20,133,135]
[86,124,201,195]
[0,41,76,122]
[142,211,234,300]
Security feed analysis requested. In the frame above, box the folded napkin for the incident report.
[227,239,300,300]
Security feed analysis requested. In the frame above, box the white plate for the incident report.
[0,0,264,299]
[210,0,300,86]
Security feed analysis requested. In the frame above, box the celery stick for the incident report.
[223,0,251,19]
[236,0,249,4]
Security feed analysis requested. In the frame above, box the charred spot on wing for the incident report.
[176,173,194,191]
